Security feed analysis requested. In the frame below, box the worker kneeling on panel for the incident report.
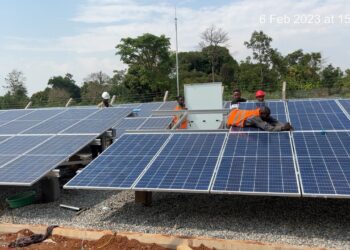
[227,106,293,131]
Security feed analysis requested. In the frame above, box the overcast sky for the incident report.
[0,0,349,95]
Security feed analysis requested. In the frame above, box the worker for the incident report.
[230,89,246,109]
[97,91,112,108]
[255,90,265,103]
[92,92,112,159]
[172,95,188,129]
[226,106,293,131]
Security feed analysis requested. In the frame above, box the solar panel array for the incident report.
[66,99,350,199]
[287,100,350,130]
[0,107,134,186]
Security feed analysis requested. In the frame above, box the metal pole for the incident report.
[175,6,180,96]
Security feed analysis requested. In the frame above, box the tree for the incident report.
[199,25,229,82]
[84,71,110,85]
[4,70,28,97]
[244,31,273,83]
[321,64,343,93]
[47,73,81,99]
[47,88,71,106]
[80,82,110,104]
[31,88,50,107]
[116,33,173,101]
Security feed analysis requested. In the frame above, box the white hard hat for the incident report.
[102,92,110,100]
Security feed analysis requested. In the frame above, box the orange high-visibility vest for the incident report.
[173,105,188,129]
[227,108,260,127]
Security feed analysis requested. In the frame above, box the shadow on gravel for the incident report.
[104,193,350,242]
[0,187,116,223]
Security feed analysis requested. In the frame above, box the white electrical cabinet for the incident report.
[184,82,223,130]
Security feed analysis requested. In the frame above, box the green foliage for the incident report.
[48,73,81,99]
[30,88,50,107]
[116,33,173,101]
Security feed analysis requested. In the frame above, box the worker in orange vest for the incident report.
[172,95,188,129]
[227,106,293,131]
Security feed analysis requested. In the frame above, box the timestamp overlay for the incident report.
[259,14,350,25]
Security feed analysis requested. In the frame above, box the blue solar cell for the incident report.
[0,136,51,155]
[103,134,170,156]
[18,109,64,121]
[158,101,177,111]
[113,118,146,129]
[339,99,350,116]
[66,155,154,188]
[139,117,172,129]
[0,120,41,134]
[65,133,170,189]
[54,108,98,120]
[224,132,292,157]
[238,101,285,114]
[135,133,226,191]
[134,102,163,117]
[28,135,96,156]
[0,110,34,121]
[211,132,299,195]
[0,155,67,185]
[113,118,146,137]
[22,119,80,134]
[63,108,132,134]
[288,110,350,130]
[294,132,350,197]
[288,100,342,114]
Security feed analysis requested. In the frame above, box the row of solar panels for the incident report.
[0,102,176,186]
[0,101,177,135]
[228,99,350,131]
[65,131,350,198]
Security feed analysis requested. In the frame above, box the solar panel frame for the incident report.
[210,131,301,197]
[133,132,228,193]
[292,131,350,198]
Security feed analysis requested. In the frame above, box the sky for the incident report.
[0,0,350,95]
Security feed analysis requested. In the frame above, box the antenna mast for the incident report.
[175,6,180,96]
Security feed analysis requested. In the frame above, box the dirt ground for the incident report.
[0,229,212,250]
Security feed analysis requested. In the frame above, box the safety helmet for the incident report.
[255,90,265,97]
[102,91,110,100]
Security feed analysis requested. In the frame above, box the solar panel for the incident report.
[113,118,147,137]
[134,102,163,117]
[139,117,172,129]
[0,155,67,185]
[0,135,51,155]
[0,120,41,134]
[65,133,170,189]
[158,101,177,111]
[17,109,64,121]
[293,131,350,197]
[211,132,299,196]
[63,108,132,134]
[134,133,226,192]
[0,110,34,121]
[22,119,80,134]
[288,100,350,130]
[338,99,350,116]
[28,135,96,156]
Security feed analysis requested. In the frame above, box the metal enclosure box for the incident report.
[184,82,223,130]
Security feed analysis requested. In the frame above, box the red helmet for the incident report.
[255,90,265,97]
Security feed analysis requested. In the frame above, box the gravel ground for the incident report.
[0,187,349,249]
